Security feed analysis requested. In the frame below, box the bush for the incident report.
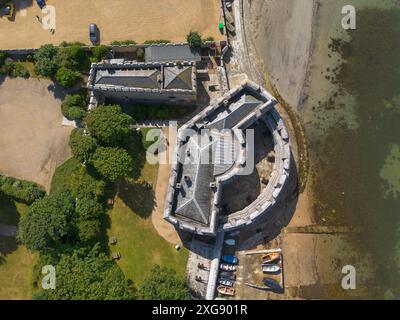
[10,62,30,78]
[62,94,86,120]
[203,36,215,42]
[111,40,136,45]
[143,39,171,45]
[71,166,105,200]
[34,44,60,77]
[186,31,202,48]
[136,48,145,61]
[0,175,46,204]
[56,67,81,87]
[0,52,9,67]
[77,219,101,241]
[91,45,110,62]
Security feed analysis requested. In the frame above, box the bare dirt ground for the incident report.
[0,77,73,192]
[0,0,223,49]
[151,127,183,245]
[244,0,316,108]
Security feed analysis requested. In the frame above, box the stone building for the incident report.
[87,60,197,106]
[164,80,291,236]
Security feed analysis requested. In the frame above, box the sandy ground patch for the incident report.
[0,0,223,49]
[0,77,73,191]
[244,0,316,108]
[151,127,182,245]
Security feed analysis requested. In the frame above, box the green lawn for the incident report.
[0,197,35,300]
[107,162,188,286]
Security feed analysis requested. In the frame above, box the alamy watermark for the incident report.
[341,265,356,290]
[41,265,56,290]
[342,5,356,30]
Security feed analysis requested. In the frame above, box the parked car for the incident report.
[89,23,100,44]
[0,3,14,18]
[36,0,46,9]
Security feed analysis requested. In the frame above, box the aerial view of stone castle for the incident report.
[1,0,399,305]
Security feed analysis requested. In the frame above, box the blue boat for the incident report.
[221,255,238,264]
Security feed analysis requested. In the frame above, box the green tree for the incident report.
[92,147,132,181]
[186,31,202,48]
[139,265,190,300]
[34,245,134,300]
[75,197,104,220]
[71,166,106,200]
[136,48,145,61]
[56,67,81,87]
[85,105,132,146]
[61,94,87,120]
[91,45,110,62]
[76,219,101,242]
[18,192,76,251]
[34,44,60,77]
[69,128,97,163]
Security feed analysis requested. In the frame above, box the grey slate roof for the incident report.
[95,69,161,89]
[164,66,193,90]
[145,44,201,63]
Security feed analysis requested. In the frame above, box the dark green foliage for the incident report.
[91,45,110,62]
[55,67,81,87]
[139,265,189,300]
[10,62,30,78]
[0,51,8,67]
[202,36,215,42]
[186,31,202,48]
[0,175,45,204]
[34,44,59,77]
[75,197,104,220]
[61,94,87,121]
[111,40,136,45]
[92,147,132,182]
[76,219,101,242]
[18,192,76,251]
[136,47,145,61]
[34,244,134,300]
[85,105,132,146]
[69,129,97,162]
[126,103,195,121]
[70,166,106,201]
[143,39,171,44]
[50,158,81,194]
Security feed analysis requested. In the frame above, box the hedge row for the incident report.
[0,175,46,203]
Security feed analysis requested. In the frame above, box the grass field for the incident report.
[0,197,35,300]
[107,158,188,286]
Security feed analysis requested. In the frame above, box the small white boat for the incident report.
[218,278,234,287]
[262,264,280,273]
[225,239,236,246]
[217,286,235,297]
[220,263,236,272]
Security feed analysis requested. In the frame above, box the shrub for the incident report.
[0,175,45,204]
[77,219,101,241]
[143,39,171,45]
[62,94,86,120]
[10,62,30,78]
[55,67,81,87]
[136,48,145,61]
[0,52,9,67]
[34,44,60,77]
[203,36,215,42]
[91,45,110,62]
[71,166,106,200]
[111,40,136,45]
[186,31,202,48]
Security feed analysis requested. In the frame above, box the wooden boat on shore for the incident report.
[220,271,236,280]
[262,252,281,264]
[262,264,280,273]
[222,255,238,264]
[218,278,235,287]
[217,286,235,297]
[220,263,236,272]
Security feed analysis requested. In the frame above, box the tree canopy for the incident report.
[18,192,76,251]
[91,147,132,182]
[69,128,97,163]
[34,244,134,300]
[34,44,60,77]
[138,265,190,300]
[56,67,81,87]
[186,31,202,48]
[85,105,132,146]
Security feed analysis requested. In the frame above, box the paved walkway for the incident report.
[0,224,18,237]
[151,127,182,245]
